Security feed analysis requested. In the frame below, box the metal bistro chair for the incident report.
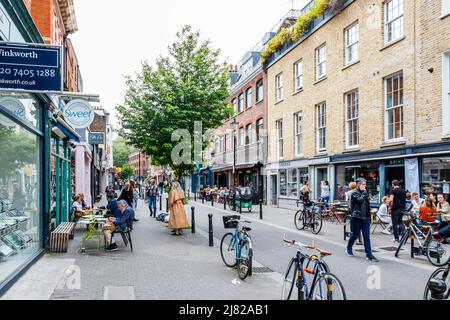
[105,227,133,252]
[371,208,391,234]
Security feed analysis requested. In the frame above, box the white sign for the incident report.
[64,99,94,129]
[0,97,26,126]
[444,184,450,194]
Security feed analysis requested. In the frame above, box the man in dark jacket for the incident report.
[346,178,379,262]
[105,200,134,252]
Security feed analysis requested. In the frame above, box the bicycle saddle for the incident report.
[242,226,252,232]
[316,248,332,257]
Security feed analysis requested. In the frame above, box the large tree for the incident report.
[113,136,135,168]
[117,26,232,180]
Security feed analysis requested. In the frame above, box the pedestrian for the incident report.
[147,179,159,218]
[389,180,407,243]
[118,182,139,222]
[320,181,331,204]
[133,186,140,210]
[345,182,357,207]
[168,181,189,236]
[346,178,380,262]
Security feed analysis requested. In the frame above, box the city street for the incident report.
[3,196,437,300]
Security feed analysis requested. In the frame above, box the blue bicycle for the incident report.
[220,215,253,280]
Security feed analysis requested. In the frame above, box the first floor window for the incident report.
[316,103,326,152]
[345,90,359,147]
[385,72,404,140]
[294,60,303,91]
[444,0,450,15]
[246,87,253,108]
[276,119,283,159]
[294,112,303,156]
[256,79,264,102]
[238,127,244,146]
[256,119,264,142]
[245,124,253,145]
[445,53,450,134]
[232,99,237,114]
[238,94,244,113]
[316,44,327,80]
[345,23,359,65]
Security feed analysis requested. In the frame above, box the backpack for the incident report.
[156,212,169,222]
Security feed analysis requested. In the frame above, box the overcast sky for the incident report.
[70,0,309,125]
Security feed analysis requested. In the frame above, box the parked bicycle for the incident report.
[294,200,323,234]
[220,215,253,280]
[281,234,346,300]
[424,262,450,300]
[395,213,450,266]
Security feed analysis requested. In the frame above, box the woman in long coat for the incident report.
[168,182,189,236]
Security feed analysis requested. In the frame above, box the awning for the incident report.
[56,122,80,143]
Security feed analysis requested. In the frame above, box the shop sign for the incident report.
[89,132,105,145]
[0,42,62,93]
[0,97,25,126]
[64,100,94,129]
[0,7,11,40]
[444,184,450,194]
[388,159,404,166]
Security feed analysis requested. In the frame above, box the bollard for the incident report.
[239,201,242,214]
[166,198,169,213]
[160,195,162,211]
[411,234,415,259]
[208,214,214,247]
[211,195,214,207]
[191,207,196,234]
[202,195,204,204]
[259,199,263,220]
[224,197,227,211]
[194,192,197,202]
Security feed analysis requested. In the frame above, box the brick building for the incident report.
[209,33,275,198]
[264,0,450,209]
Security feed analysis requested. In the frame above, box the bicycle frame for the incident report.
[293,250,328,300]
[229,222,253,262]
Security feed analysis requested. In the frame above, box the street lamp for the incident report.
[231,118,239,211]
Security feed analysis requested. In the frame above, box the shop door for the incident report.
[316,168,328,199]
[385,166,405,194]
[271,175,277,205]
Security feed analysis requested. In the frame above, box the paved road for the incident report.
[190,201,435,300]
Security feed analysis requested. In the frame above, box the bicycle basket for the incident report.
[223,215,240,229]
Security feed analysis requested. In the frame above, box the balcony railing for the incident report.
[212,141,266,170]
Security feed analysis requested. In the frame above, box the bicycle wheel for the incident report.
[395,231,410,258]
[294,210,306,230]
[310,272,347,300]
[281,258,298,300]
[426,237,450,267]
[311,212,323,235]
[220,233,237,268]
[424,267,450,300]
[237,239,252,280]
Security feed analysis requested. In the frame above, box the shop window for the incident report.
[0,92,41,130]
[422,158,450,196]
[279,170,287,196]
[288,169,298,197]
[335,163,381,202]
[0,111,42,287]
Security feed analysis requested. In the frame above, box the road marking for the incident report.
[103,286,135,300]
[192,202,436,272]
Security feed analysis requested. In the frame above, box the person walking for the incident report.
[346,178,379,262]
[118,182,139,222]
[168,181,189,236]
[389,180,407,243]
[147,179,159,218]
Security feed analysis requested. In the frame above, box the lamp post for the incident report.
[231,118,239,211]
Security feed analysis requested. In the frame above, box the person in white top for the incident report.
[377,196,393,235]
[411,193,425,212]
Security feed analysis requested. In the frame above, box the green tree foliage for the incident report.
[119,163,135,181]
[113,136,135,168]
[117,25,232,180]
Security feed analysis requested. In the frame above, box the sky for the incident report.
[70,0,309,125]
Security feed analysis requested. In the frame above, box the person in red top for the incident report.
[419,197,438,223]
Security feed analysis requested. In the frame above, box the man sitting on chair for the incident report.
[104,200,134,252]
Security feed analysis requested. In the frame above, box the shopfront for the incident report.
[421,157,450,197]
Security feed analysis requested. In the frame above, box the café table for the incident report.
[79,215,108,253]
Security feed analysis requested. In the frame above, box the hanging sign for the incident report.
[64,99,94,129]
[0,42,62,93]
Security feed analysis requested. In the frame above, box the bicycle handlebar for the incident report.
[282,233,313,250]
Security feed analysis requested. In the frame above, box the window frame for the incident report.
[384,0,404,45]
[276,119,284,160]
[238,127,245,146]
[245,123,253,145]
[345,89,360,148]
[256,79,264,103]
[316,102,327,153]
[232,98,237,114]
[256,118,264,142]
[384,72,404,141]
[316,44,327,80]
[294,60,303,91]
[238,93,244,113]
[294,112,303,157]
[276,73,283,102]
[443,52,450,135]
[345,22,359,65]
[246,87,253,109]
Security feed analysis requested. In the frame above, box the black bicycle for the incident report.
[424,263,450,300]
[294,200,323,234]
[281,234,346,300]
